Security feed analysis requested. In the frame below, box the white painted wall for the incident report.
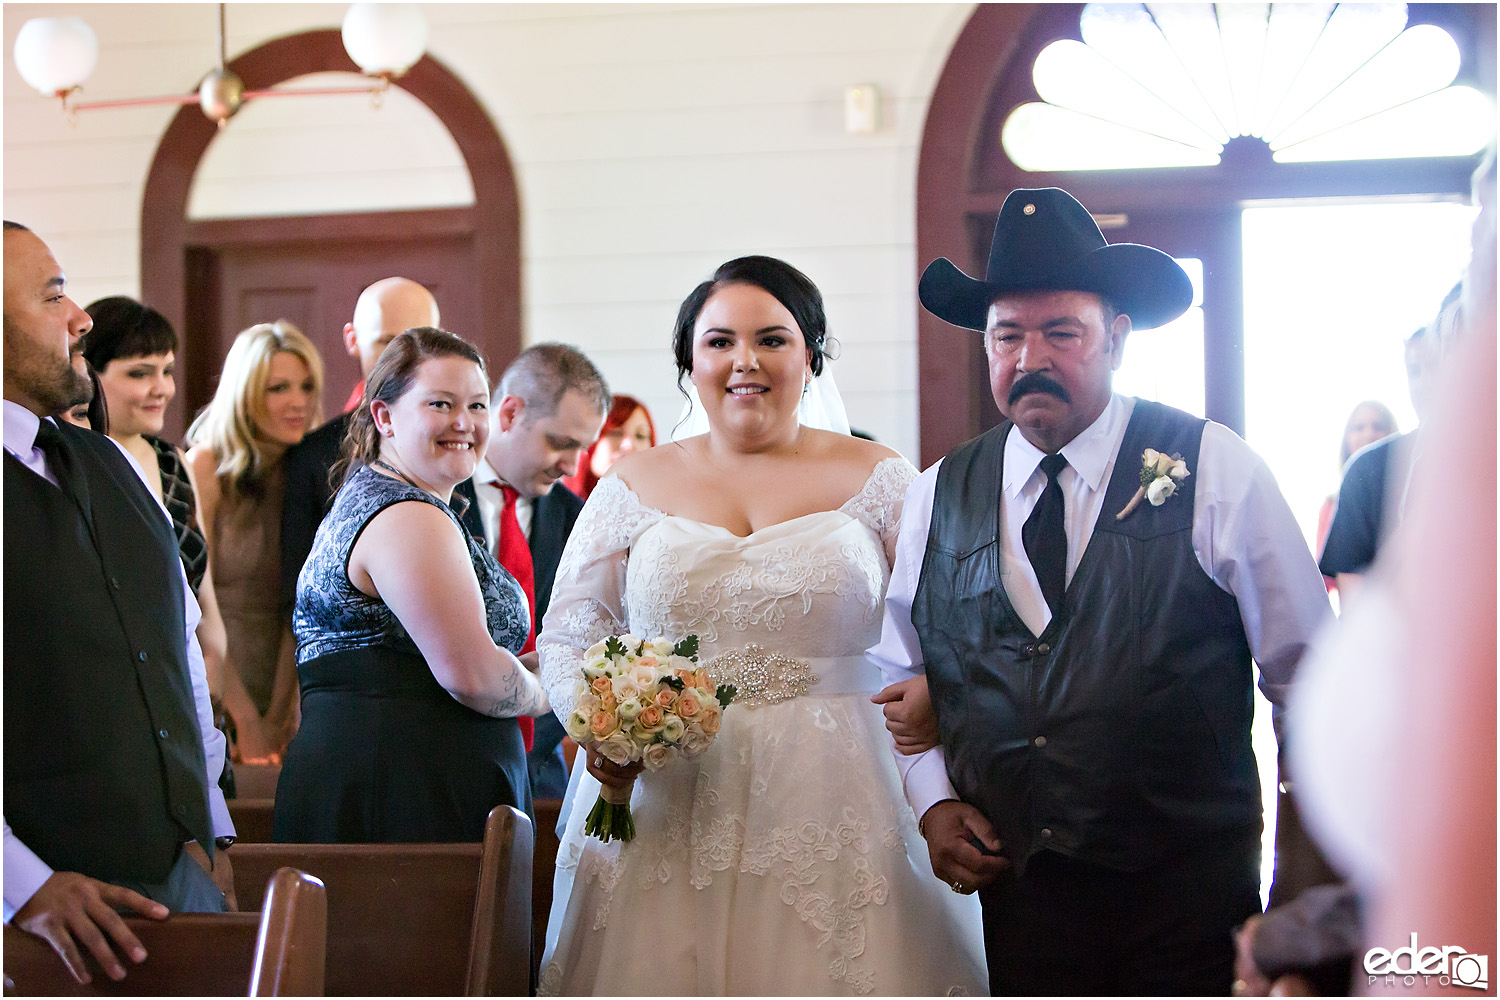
[4,3,976,459]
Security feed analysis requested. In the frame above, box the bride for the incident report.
[537,256,987,995]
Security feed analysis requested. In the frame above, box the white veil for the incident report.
[670,369,851,441]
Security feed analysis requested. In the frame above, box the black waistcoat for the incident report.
[912,400,1259,874]
[4,421,212,884]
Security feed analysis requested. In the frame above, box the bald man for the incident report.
[280,278,484,616]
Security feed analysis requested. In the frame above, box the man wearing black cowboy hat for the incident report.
[870,188,1331,994]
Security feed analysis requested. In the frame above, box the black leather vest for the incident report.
[4,421,212,884]
[912,400,1259,873]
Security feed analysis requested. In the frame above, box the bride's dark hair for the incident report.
[671,256,834,389]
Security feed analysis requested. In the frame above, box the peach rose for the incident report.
[699,704,721,734]
[591,676,613,695]
[589,711,618,739]
[653,688,677,709]
[638,705,664,730]
[676,693,702,717]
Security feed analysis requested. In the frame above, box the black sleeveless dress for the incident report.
[275,465,533,842]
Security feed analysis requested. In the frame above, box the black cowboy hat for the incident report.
[919,187,1193,332]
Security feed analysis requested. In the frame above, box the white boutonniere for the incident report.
[1115,448,1191,521]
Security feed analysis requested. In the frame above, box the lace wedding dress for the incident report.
[536,458,987,996]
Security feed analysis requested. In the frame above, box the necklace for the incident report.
[370,458,472,519]
[372,459,427,493]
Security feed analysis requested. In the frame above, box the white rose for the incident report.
[660,714,685,743]
[628,663,659,690]
[612,678,642,703]
[649,638,676,658]
[584,639,609,659]
[641,742,674,771]
[1154,453,1177,476]
[1142,448,1160,467]
[1169,460,1189,480]
[618,633,641,653]
[1147,476,1177,506]
[616,697,644,722]
[576,691,599,716]
[563,709,592,742]
[598,732,638,766]
[680,726,712,757]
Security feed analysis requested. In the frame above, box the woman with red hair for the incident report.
[561,394,655,498]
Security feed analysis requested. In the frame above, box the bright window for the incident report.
[1113,258,1205,417]
[1002,3,1494,170]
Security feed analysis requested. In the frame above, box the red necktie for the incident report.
[495,485,536,750]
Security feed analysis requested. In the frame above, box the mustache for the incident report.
[1007,371,1072,407]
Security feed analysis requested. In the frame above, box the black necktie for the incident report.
[33,419,76,497]
[1023,453,1068,617]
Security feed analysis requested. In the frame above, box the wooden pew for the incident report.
[227,798,275,844]
[229,805,532,996]
[530,798,564,974]
[230,763,281,800]
[3,866,326,997]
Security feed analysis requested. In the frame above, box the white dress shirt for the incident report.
[2,401,233,921]
[472,456,533,547]
[868,394,1333,821]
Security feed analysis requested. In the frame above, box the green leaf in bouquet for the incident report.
[662,675,685,692]
[604,635,627,659]
[673,634,700,660]
[716,683,737,707]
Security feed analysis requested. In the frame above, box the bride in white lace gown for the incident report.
[536,257,986,996]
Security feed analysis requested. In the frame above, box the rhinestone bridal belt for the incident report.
[703,645,884,707]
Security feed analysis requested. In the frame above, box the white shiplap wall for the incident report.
[3,3,976,459]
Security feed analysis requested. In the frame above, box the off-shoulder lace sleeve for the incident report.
[538,476,666,719]
[839,455,919,566]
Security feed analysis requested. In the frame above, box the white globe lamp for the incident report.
[341,3,428,78]
[13,17,99,96]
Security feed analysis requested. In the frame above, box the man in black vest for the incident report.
[870,189,1331,994]
[3,222,236,984]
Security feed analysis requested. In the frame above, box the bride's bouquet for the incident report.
[562,633,736,843]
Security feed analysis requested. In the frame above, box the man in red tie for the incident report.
[473,343,609,792]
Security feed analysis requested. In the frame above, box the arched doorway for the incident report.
[141,29,521,439]
[915,2,1494,466]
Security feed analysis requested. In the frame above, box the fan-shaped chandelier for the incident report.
[1002,3,1494,171]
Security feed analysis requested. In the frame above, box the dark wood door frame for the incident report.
[916,3,1495,466]
[141,29,521,440]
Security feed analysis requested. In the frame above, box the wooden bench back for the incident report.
[228,798,275,844]
[230,763,281,800]
[530,798,563,974]
[229,805,531,996]
[3,866,326,997]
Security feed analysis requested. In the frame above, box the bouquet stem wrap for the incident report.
[585,779,637,843]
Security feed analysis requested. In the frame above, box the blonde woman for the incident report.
[187,321,323,756]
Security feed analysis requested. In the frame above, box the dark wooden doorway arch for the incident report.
[915,3,1494,466]
[141,29,521,439]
